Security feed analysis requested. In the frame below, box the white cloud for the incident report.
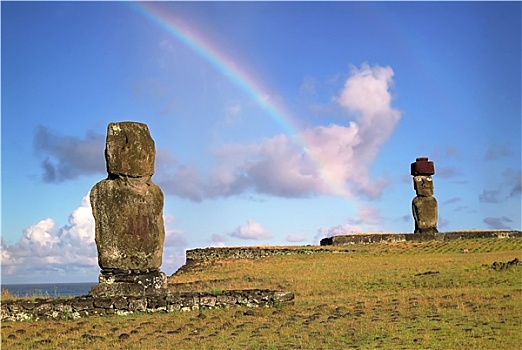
[1,193,187,282]
[230,220,272,240]
[286,233,308,243]
[337,63,396,117]
[1,194,98,283]
[205,62,401,200]
[21,218,59,248]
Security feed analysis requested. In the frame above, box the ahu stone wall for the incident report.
[320,230,522,246]
[1,290,294,322]
[186,246,336,261]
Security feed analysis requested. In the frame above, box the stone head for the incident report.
[413,175,434,196]
[105,122,155,177]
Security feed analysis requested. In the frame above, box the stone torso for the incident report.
[91,175,164,271]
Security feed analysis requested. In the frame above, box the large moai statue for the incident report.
[411,157,438,234]
[89,122,167,297]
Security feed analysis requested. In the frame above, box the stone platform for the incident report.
[1,289,295,322]
[320,230,522,246]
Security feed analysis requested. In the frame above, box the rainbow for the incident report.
[131,2,351,198]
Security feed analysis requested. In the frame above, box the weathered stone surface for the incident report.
[492,258,521,271]
[127,298,147,312]
[413,175,434,197]
[90,121,167,297]
[411,160,438,233]
[69,297,94,311]
[91,176,165,271]
[2,289,294,322]
[91,270,167,298]
[105,122,155,177]
[98,269,167,286]
[93,298,113,309]
[320,234,408,246]
[272,291,295,304]
[412,196,438,233]
[148,296,168,309]
[321,230,522,245]
[90,272,167,298]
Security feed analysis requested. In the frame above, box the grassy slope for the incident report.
[2,238,521,349]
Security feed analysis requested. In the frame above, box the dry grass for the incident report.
[2,238,521,349]
[1,287,57,301]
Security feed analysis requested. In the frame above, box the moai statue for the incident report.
[89,122,167,297]
[411,157,438,234]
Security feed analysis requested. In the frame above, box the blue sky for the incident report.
[2,1,520,284]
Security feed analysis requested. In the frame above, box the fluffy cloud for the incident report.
[230,220,272,240]
[34,126,105,182]
[2,194,187,282]
[34,63,401,202]
[2,194,98,282]
[174,62,401,200]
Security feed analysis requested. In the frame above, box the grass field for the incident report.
[2,238,521,349]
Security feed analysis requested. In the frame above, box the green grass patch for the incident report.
[2,238,521,349]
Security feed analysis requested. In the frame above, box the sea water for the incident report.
[1,282,96,298]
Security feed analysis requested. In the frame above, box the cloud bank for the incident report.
[2,195,98,282]
[35,63,401,202]
[2,194,187,283]
[34,126,105,182]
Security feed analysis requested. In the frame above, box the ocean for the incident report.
[1,282,97,298]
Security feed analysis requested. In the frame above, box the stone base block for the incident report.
[408,231,442,242]
[414,228,439,234]
[90,270,167,297]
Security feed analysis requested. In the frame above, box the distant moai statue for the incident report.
[411,157,438,234]
[89,122,167,297]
